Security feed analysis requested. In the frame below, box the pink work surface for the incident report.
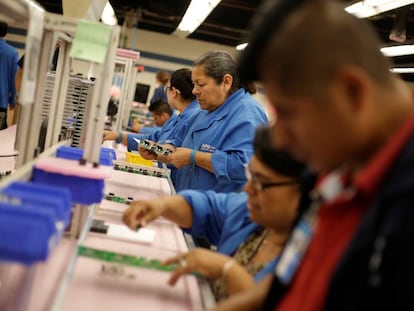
[106,169,172,195]
[92,210,190,254]
[0,124,16,174]
[58,232,203,311]
[0,238,77,311]
[57,167,203,310]
[100,169,172,218]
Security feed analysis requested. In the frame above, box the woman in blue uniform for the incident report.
[138,68,201,182]
[123,127,309,301]
[166,50,268,192]
[102,99,174,149]
[103,68,199,154]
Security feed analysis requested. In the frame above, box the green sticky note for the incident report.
[70,21,113,64]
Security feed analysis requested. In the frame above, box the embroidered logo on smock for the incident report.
[200,144,216,153]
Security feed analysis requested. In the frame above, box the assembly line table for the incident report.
[0,145,214,311]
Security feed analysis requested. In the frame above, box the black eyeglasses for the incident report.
[244,163,299,191]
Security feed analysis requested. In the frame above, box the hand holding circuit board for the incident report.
[138,139,173,160]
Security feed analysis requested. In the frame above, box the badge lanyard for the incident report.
[275,171,351,285]
[275,197,320,285]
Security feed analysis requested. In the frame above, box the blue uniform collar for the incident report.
[208,88,245,118]
[180,100,199,117]
[192,89,247,132]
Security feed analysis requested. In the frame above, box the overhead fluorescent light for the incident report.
[380,44,414,56]
[174,0,222,38]
[101,1,117,26]
[236,42,248,50]
[345,0,414,18]
[391,67,414,73]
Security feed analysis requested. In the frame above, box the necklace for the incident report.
[257,229,270,253]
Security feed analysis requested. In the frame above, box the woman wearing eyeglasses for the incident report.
[138,68,200,182]
[123,127,310,301]
[138,68,200,156]
[103,69,199,160]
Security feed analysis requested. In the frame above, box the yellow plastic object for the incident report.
[125,152,154,167]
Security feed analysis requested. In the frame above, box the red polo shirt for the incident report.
[276,109,414,311]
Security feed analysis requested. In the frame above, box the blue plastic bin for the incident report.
[56,146,116,166]
[1,181,72,227]
[32,168,104,205]
[0,202,57,264]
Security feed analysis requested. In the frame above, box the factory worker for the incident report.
[164,50,268,192]
[123,127,312,301]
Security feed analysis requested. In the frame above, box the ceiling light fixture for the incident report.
[380,44,414,56]
[236,42,248,50]
[345,0,414,18]
[173,0,222,38]
[391,67,414,73]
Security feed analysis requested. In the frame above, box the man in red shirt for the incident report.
[212,0,414,310]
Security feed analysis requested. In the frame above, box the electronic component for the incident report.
[90,219,108,234]
[152,144,173,156]
[139,139,173,156]
[153,145,163,154]
[112,161,169,178]
[139,139,155,152]
[0,171,11,179]
[104,193,133,204]
[78,245,177,271]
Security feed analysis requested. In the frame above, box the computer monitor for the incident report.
[134,83,150,104]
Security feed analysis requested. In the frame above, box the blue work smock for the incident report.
[161,100,200,145]
[159,100,200,184]
[139,126,159,135]
[180,189,277,282]
[173,89,268,192]
[0,39,18,109]
[126,112,178,151]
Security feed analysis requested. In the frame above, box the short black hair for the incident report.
[148,99,173,116]
[0,22,8,37]
[253,126,306,178]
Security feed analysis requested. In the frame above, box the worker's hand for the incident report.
[155,143,175,163]
[122,199,165,229]
[102,130,119,142]
[167,147,192,169]
[138,145,158,160]
[162,248,233,286]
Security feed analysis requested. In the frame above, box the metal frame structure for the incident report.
[14,9,120,168]
[0,1,215,309]
[113,49,140,132]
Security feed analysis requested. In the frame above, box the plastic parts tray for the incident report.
[0,202,57,264]
[2,181,72,227]
[56,146,116,166]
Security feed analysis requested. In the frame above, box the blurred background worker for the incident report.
[103,99,175,151]
[0,21,18,130]
[149,70,169,105]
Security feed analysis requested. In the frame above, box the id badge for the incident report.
[276,215,314,284]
